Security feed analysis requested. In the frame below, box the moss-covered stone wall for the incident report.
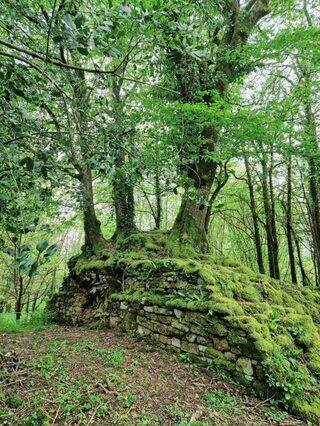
[48,232,320,422]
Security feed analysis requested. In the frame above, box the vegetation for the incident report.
[0,328,304,425]
[0,0,320,424]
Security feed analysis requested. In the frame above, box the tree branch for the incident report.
[0,39,114,74]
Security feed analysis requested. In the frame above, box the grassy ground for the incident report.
[0,326,307,426]
[0,312,56,334]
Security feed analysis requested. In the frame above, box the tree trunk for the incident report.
[305,105,320,286]
[154,171,162,230]
[113,151,136,237]
[170,3,270,250]
[111,76,136,238]
[268,149,280,279]
[261,155,279,279]
[173,179,214,250]
[15,276,23,321]
[292,227,309,286]
[244,157,265,274]
[79,166,105,251]
[284,155,297,284]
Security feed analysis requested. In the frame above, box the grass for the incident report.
[203,389,236,413]
[0,327,304,426]
[0,311,55,333]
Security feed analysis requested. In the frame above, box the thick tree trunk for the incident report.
[173,180,214,250]
[244,157,265,274]
[111,76,136,238]
[170,2,270,250]
[113,151,136,237]
[79,166,105,251]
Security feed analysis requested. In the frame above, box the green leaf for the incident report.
[36,240,49,253]
[75,13,85,28]
[45,244,58,257]
[77,47,89,56]
[19,257,33,271]
[53,35,63,43]
[28,261,39,277]
[2,247,16,257]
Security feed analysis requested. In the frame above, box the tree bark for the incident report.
[171,2,270,250]
[154,170,162,230]
[79,166,105,251]
[268,148,280,279]
[284,155,297,283]
[260,153,279,279]
[112,76,136,238]
[304,105,320,286]
[244,157,265,274]
[113,157,136,237]
[15,276,23,321]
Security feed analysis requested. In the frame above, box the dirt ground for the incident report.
[0,327,306,425]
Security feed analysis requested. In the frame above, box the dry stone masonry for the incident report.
[49,246,320,422]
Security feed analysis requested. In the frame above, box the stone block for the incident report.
[236,357,254,377]
[198,345,208,353]
[158,334,171,345]
[224,352,236,362]
[174,309,183,319]
[181,341,199,355]
[213,338,229,352]
[145,312,172,325]
[186,333,197,343]
[137,325,152,336]
[171,337,181,348]
[190,324,207,337]
[171,319,189,332]
[109,316,121,328]
[196,336,210,345]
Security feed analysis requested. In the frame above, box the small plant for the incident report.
[105,349,125,367]
[203,389,235,412]
[262,350,314,405]
[267,308,282,334]
[18,409,49,426]
[116,391,136,409]
[178,352,192,363]
[264,409,289,421]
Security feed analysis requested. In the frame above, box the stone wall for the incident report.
[49,266,268,395]
[48,243,320,422]
[107,296,266,394]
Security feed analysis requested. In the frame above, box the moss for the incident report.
[74,257,106,275]
[253,338,274,355]
[204,347,233,371]
[198,267,217,285]
[57,232,320,422]
[209,296,244,316]
[291,397,320,422]
[236,285,261,303]
[274,334,295,349]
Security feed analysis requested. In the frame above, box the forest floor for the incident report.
[0,327,306,426]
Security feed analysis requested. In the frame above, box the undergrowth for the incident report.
[0,310,55,333]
